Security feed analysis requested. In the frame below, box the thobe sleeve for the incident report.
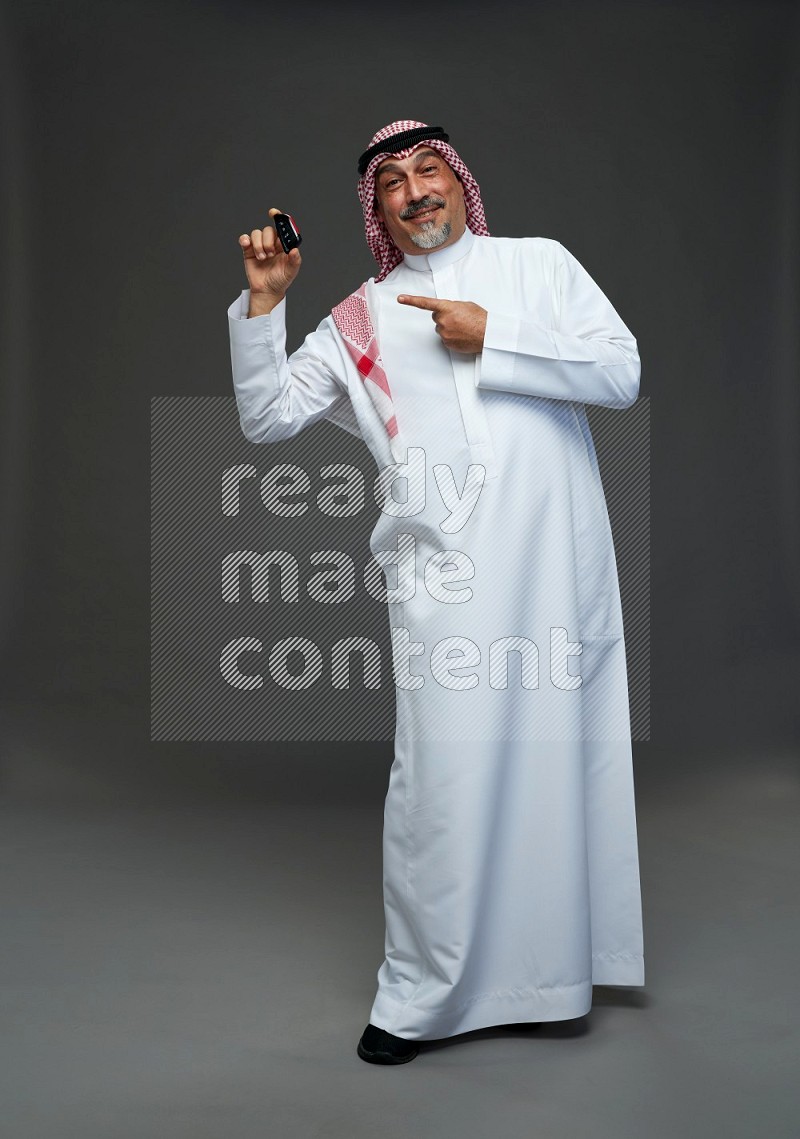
[477,242,641,409]
[228,288,360,443]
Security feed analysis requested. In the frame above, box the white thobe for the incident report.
[228,227,645,1039]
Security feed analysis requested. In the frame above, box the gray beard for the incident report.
[409,218,452,250]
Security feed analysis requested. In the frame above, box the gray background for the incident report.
[1,1,798,1136]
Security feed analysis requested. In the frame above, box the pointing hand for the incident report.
[397,295,488,354]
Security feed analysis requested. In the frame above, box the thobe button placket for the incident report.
[432,263,499,481]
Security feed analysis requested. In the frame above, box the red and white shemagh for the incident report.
[330,120,489,465]
[330,280,400,454]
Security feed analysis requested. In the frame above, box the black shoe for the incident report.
[501,1021,543,1031]
[357,1023,419,1065]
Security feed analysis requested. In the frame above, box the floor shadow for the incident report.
[592,985,650,1010]
[419,1014,592,1054]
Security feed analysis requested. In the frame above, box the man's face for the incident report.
[374,147,467,256]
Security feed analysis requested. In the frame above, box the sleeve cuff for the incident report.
[228,289,287,344]
[478,310,519,391]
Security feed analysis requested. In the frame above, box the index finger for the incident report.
[397,294,448,310]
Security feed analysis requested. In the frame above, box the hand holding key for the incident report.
[239,207,302,317]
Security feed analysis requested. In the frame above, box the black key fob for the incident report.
[273,212,302,253]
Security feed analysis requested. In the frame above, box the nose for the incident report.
[405,172,427,204]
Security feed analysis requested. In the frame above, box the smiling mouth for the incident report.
[409,207,441,223]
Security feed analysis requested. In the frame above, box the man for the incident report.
[228,120,645,1065]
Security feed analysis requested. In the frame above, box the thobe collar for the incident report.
[401,225,475,273]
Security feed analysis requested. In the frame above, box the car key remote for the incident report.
[273,212,302,253]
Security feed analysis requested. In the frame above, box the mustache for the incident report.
[400,196,446,220]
